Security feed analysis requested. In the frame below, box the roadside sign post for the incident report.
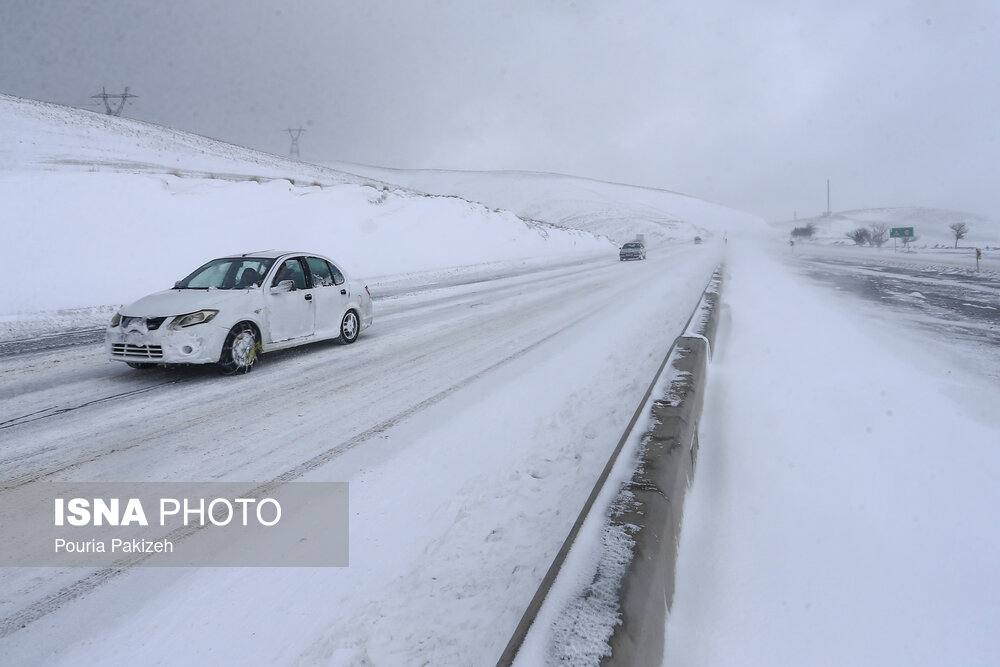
[976,247,982,272]
[890,227,914,253]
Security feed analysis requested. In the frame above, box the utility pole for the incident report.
[825,179,831,216]
[285,127,305,158]
[91,87,137,116]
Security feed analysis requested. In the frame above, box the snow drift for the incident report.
[322,163,766,244]
[0,94,609,315]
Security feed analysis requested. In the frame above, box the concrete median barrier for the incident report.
[603,269,721,666]
[498,266,724,666]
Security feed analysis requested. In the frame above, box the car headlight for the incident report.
[170,309,219,329]
[110,312,121,327]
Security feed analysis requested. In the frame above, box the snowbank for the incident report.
[2,171,608,314]
[322,163,766,245]
[0,93,614,316]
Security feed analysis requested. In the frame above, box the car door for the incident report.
[265,257,315,343]
[305,256,350,339]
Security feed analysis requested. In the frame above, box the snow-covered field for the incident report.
[773,206,1000,248]
[324,162,755,246]
[664,239,1000,666]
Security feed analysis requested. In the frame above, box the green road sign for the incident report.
[890,227,914,238]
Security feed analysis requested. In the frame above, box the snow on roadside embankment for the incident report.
[2,171,608,316]
[663,239,1000,665]
[322,162,765,245]
[0,94,612,320]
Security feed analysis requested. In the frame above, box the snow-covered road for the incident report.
[1,244,722,665]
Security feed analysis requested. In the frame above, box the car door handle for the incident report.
[304,293,313,301]
[340,289,347,295]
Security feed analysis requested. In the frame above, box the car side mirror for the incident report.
[271,279,295,293]
[174,281,183,289]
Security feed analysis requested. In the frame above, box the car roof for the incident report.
[226,250,337,260]
[231,250,298,259]
[220,251,344,267]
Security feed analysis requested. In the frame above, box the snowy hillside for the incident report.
[0,93,379,186]
[0,94,611,316]
[774,207,1000,247]
[321,163,765,244]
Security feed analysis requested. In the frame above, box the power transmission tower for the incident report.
[285,127,305,158]
[91,87,137,116]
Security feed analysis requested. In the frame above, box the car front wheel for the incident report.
[337,310,360,345]
[219,322,260,374]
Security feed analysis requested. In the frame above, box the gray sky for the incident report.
[2,0,998,221]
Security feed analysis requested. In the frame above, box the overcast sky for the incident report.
[1,0,998,221]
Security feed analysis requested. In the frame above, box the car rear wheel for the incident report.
[337,310,360,345]
[219,322,260,374]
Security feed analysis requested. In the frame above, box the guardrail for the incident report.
[498,265,723,666]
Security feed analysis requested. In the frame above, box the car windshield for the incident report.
[176,258,276,289]
[623,243,641,248]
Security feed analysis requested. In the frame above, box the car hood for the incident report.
[122,289,257,317]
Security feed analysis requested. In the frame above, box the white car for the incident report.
[106,251,374,373]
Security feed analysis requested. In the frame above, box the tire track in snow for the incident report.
[0,259,608,491]
[0,377,191,432]
[0,296,610,639]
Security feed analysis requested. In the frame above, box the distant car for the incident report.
[106,251,374,373]
[694,236,702,244]
[619,241,646,261]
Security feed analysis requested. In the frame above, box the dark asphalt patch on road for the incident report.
[0,327,106,357]
[794,255,1000,352]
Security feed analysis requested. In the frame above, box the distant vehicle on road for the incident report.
[694,236,703,244]
[106,251,373,373]
[619,241,646,261]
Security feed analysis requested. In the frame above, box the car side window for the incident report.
[327,261,345,286]
[305,257,335,287]
[235,260,270,288]
[272,258,307,290]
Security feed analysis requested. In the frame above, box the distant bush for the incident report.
[791,223,816,239]
[869,223,888,247]
[846,227,871,245]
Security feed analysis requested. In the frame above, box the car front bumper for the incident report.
[106,322,229,365]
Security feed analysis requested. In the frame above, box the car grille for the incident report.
[121,316,167,331]
[111,343,164,359]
